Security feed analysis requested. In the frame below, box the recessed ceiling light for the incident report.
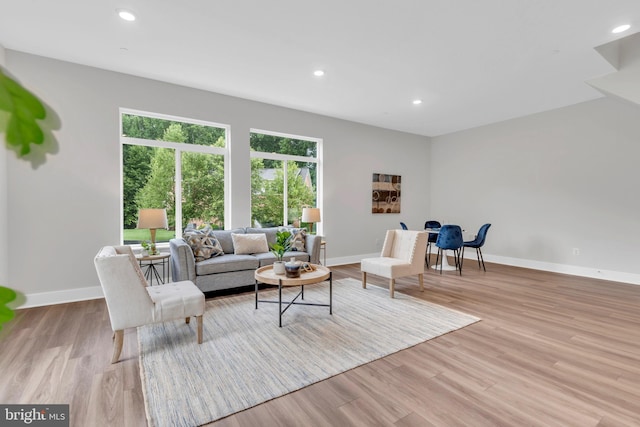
[117,9,136,22]
[612,24,630,34]
[313,70,325,77]
[412,99,423,105]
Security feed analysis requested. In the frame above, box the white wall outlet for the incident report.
[572,248,580,255]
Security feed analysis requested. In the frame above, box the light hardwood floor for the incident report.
[1,260,639,426]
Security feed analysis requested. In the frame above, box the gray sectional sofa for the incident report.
[169,226,322,293]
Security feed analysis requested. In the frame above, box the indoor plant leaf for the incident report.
[0,67,47,155]
[0,286,17,330]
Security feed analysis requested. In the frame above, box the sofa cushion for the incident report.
[283,251,310,263]
[183,226,224,262]
[212,228,244,254]
[232,233,269,255]
[246,227,279,247]
[195,254,259,275]
[254,252,277,267]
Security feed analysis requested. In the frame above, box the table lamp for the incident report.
[301,207,321,234]
[137,208,168,245]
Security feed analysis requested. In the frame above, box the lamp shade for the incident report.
[301,207,321,223]
[137,209,168,230]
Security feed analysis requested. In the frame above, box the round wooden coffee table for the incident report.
[254,264,332,327]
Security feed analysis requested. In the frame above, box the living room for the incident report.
[1,2,640,426]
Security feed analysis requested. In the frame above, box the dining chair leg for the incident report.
[452,249,459,274]
[425,243,430,268]
[478,248,486,272]
[457,248,463,275]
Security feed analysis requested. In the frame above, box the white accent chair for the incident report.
[94,245,205,363]
[361,230,429,298]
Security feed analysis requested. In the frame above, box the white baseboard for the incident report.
[327,253,379,267]
[481,254,640,286]
[15,286,104,309]
[329,252,640,286]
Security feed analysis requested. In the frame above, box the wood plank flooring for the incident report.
[1,260,639,426]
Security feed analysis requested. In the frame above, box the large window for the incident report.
[250,130,321,229]
[121,110,228,244]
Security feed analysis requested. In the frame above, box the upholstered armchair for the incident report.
[94,245,205,363]
[360,230,429,298]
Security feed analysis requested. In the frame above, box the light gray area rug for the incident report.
[138,277,480,427]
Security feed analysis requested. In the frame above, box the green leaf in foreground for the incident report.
[0,68,47,156]
[0,286,17,330]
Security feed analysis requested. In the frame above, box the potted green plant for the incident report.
[270,230,292,275]
[141,240,158,256]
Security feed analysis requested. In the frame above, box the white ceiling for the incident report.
[1,0,639,136]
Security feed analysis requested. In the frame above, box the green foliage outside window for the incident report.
[250,132,317,184]
[123,117,227,240]
[251,159,316,227]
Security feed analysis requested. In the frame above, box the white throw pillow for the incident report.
[232,233,269,255]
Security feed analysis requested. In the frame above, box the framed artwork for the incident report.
[372,173,401,214]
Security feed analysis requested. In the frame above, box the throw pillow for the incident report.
[232,233,269,255]
[290,228,306,252]
[183,226,224,262]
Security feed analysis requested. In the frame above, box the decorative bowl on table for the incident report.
[284,258,301,278]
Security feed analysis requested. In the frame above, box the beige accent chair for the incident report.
[361,230,429,298]
[94,245,205,363]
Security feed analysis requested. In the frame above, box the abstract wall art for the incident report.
[372,173,401,214]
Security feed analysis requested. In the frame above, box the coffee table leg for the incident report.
[301,285,304,300]
[279,280,283,327]
[255,280,258,309]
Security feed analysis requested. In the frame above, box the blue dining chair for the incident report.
[424,220,441,267]
[400,222,408,230]
[434,225,463,275]
[462,223,491,271]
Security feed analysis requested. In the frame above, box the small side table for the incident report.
[136,253,170,285]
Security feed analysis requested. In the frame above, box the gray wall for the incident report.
[5,50,430,306]
[7,48,640,306]
[431,97,640,283]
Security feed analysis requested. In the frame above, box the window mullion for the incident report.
[283,161,288,226]
[175,149,183,239]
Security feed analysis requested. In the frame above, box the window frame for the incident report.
[249,128,323,232]
[119,108,230,245]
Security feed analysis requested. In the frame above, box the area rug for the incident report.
[138,277,480,427]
